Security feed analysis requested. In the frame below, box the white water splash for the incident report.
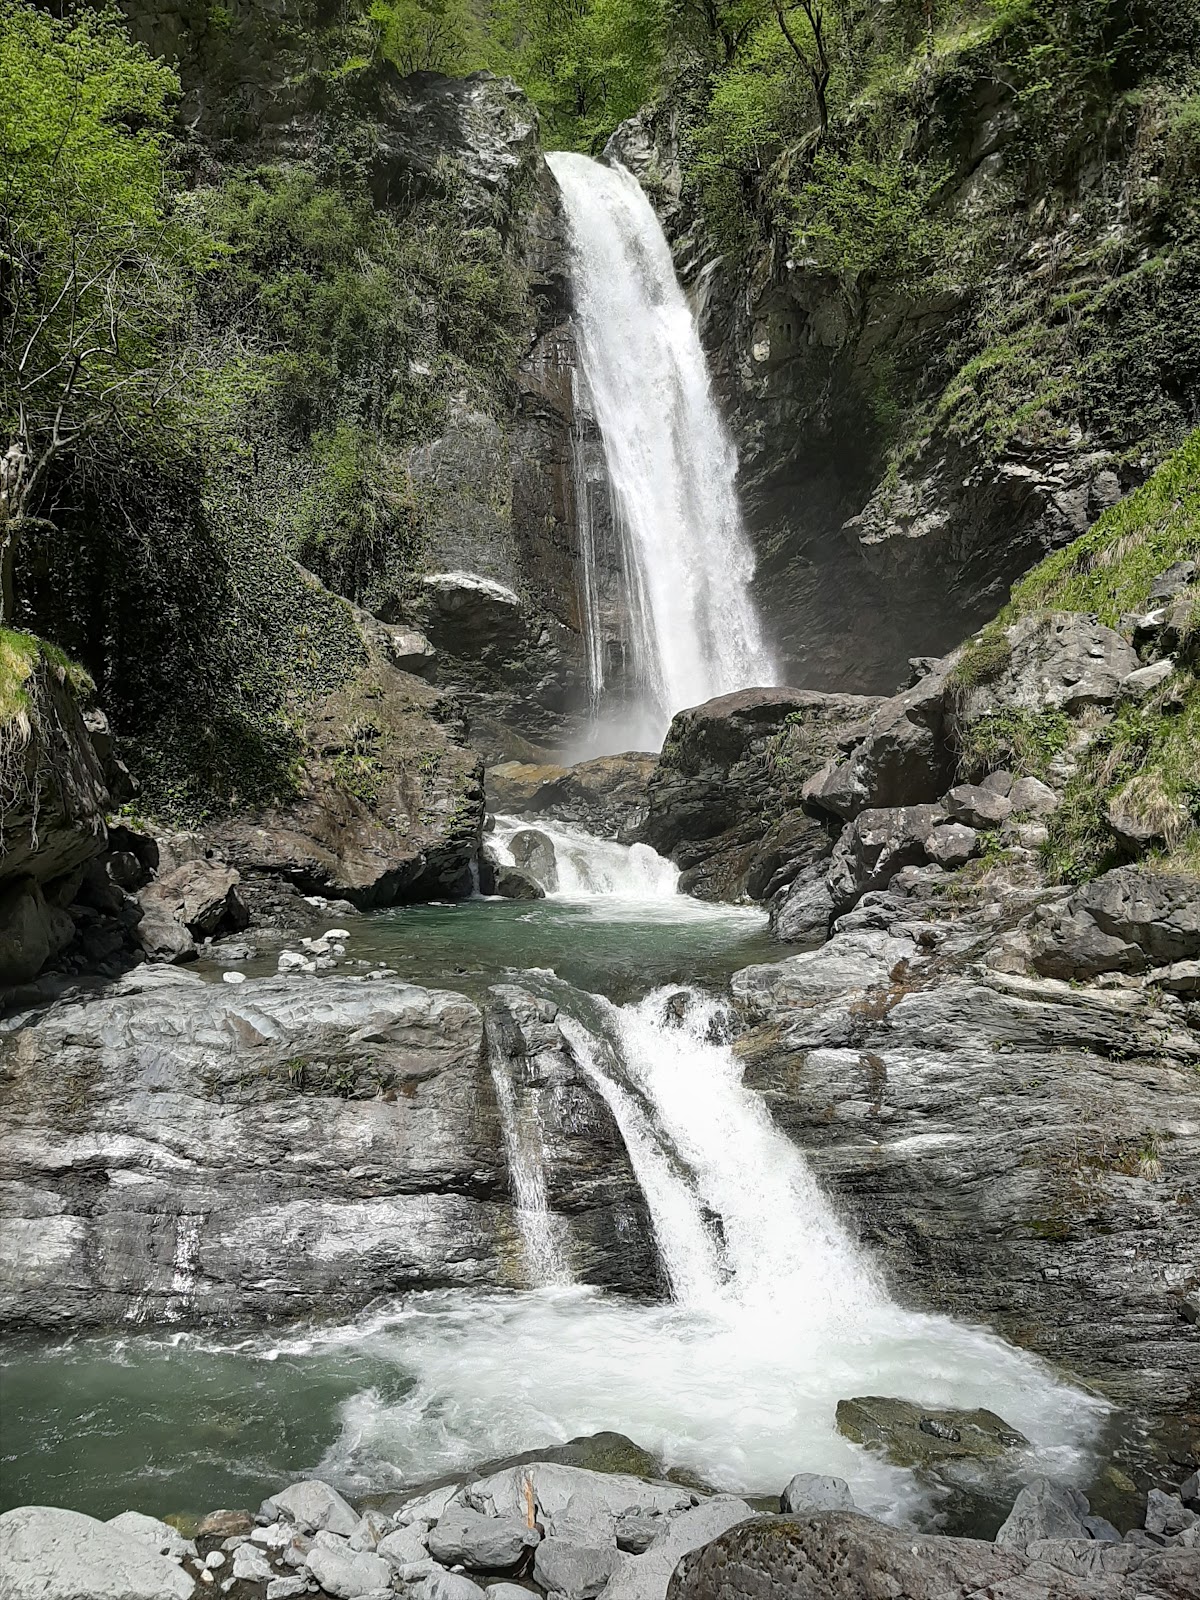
[490,815,680,903]
[549,152,775,745]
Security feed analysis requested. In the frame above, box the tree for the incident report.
[771,0,830,134]
[0,1,190,621]
[369,0,475,75]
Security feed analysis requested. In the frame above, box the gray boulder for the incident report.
[1009,775,1059,816]
[614,1513,662,1554]
[509,827,559,892]
[305,1542,393,1598]
[963,613,1138,718]
[273,1479,361,1537]
[133,897,196,963]
[427,1506,539,1572]
[924,823,979,868]
[1033,866,1200,980]
[417,571,525,655]
[105,1511,196,1562]
[422,1572,490,1600]
[532,1537,622,1598]
[779,1474,855,1514]
[140,858,247,940]
[944,783,1012,829]
[995,1478,1091,1550]
[768,865,833,945]
[0,1505,195,1600]
[461,1461,692,1543]
[377,1523,432,1566]
[1145,1490,1197,1537]
[826,804,944,911]
[233,1541,275,1582]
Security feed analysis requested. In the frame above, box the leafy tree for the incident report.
[0,0,192,620]
[370,0,477,74]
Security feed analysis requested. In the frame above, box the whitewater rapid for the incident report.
[548,153,775,747]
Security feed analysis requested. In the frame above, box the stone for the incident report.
[826,804,945,911]
[963,612,1138,718]
[0,1505,195,1600]
[487,859,546,900]
[982,769,1014,796]
[779,1474,855,1514]
[1119,658,1176,701]
[1080,1515,1122,1542]
[945,783,1012,829]
[134,899,197,964]
[387,627,438,675]
[0,877,76,985]
[835,1397,1028,1466]
[1033,866,1200,980]
[105,1510,196,1561]
[996,1478,1091,1549]
[266,1580,308,1600]
[1148,560,1197,600]
[603,1498,758,1600]
[461,1462,691,1546]
[1145,1490,1197,1537]
[508,828,559,892]
[140,859,247,940]
[417,570,524,654]
[377,1523,431,1567]
[668,1511,1028,1599]
[305,1543,393,1598]
[614,1514,661,1554]
[420,1572,490,1600]
[1008,776,1060,816]
[272,1480,362,1537]
[532,1537,623,1598]
[348,1509,393,1551]
[484,1587,531,1600]
[395,1486,461,1527]
[1148,960,1200,996]
[427,1506,539,1572]
[768,865,833,946]
[1181,1471,1200,1510]
[206,1552,227,1568]
[233,1540,275,1581]
[924,823,979,868]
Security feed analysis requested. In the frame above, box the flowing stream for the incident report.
[548,152,775,748]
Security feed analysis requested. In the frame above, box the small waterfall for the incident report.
[490,815,679,901]
[549,152,776,745]
[486,1023,573,1287]
[555,984,885,1330]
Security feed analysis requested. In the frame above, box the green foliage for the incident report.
[371,0,477,74]
[0,1,199,529]
[958,707,1074,779]
[948,624,1014,692]
[1006,429,1200,624]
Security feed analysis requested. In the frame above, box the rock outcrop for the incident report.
[0,968,656,1328]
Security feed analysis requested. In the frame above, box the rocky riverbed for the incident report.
[2,1439,1198,1600]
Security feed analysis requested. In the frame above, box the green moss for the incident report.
[948,623,1013,693]
[0,629,41,726]
[1007,428,1200,625]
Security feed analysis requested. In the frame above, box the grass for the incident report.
[958,707,1074,780]
[1005,428,1200,626]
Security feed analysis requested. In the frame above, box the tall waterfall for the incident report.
[548,153,775,747]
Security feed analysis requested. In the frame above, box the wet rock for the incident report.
[273,1480,362,1538]
[835,1397,1028,1466]
[0,1504,195,1600]
[995,1479,1091,1550]
[533,1537,622,1598]
[508,828,559,892]
[768,864,833,946]
[827,804,944,911]
[488,860,546,900]
[198,1510,254,1539]
[944,783,1012,829]
[780,1474,855,1514]
[305,1541,393,1598]
[427,1506,539,1572]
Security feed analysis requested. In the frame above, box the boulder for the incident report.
[0,1505,195,1600]
[826,805,944,911]
[961,613,1138,719]
[427,1506,539,1572]
[417,571,526,657]
[133,898,197,964]
[768,864,833,945]
[636,688,876,901]
[105,1511,196,1561]
[834,1396,1028,1465]
[377,1523,432,1566]
[486,761,572,813]
[486,858,546,900]
[1032,867,1200,980]
[532,1537,622,1598]
[667,1511,1027,1599]
[1147,960,1200,997]
[422,1573,489,1600]
[1145,1490,1197,1538]
[198,1509,253,1538]
[614,1514,661,1554]
[0,877,75,985]
[779,1474,855,1514]
[603,1498,758,1600]
[1009,776,1059,816]
[139,859,248,940]
[273,1479,361,1537]
[459,1462,692,1545]
[305,1542,393,1598]
[995,1478,1091,1550]
[944,783,1012,829]
[387,627,438,676]
[508,828,559,891]
[233,1541,274,1582]
[1119,658,1176,702]
[924,823,980,868]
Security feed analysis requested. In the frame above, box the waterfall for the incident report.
[486,1023,573,1287]
[548,152,776,747]
[556,984,885,1329]
[490,815,680,901]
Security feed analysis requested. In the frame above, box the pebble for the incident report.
[205,1551,226,1569]
[221,971,246,985]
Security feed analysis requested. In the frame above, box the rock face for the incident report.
[0,1505,194,1600]
[487,754,658,838]
[635,688,878,901]
[731,920,1200,1458]
[205,652,485,908]
[1032,868,1200,981]
[0,969,656,1327]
